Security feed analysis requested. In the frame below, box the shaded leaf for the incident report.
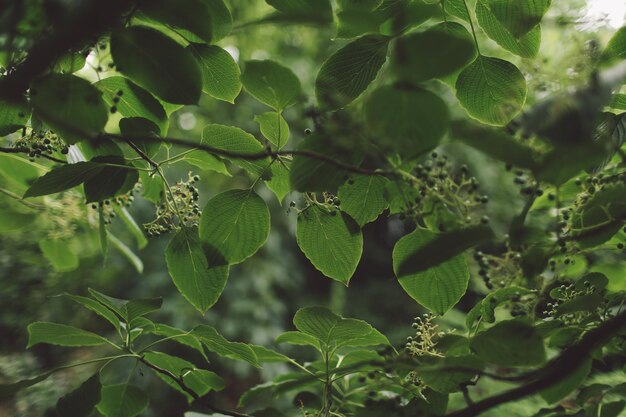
[27,322,108,348]
[241,60,301,110]
[337,175,389,226]
[190,44,242,103]
[97,384,148,417]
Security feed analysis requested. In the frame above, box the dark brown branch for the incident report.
[103,133,398,178]
[137,355,253,417]
[124,139,159,169]
[444,309,626,417]
[0,0,135,100]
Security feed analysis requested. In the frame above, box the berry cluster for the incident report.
[89,186,139,225]
[144,173,201,237]
[400,153,489,230]
[544,280,600,325]
[14,130,68,160]
[474,249,522,290]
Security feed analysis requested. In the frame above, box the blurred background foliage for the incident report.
[0,0,625,416]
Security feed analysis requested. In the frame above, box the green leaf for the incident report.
[0,98,30,136]
[180,150,230,175]
[110,26,202,104]
[610,93,626,110]
[199,189,271,264]
[392,228,469,315]
[394,22,476,82]
[201,124,272,179]
[190,44,241,103]
[418,355,484,393]
[455,56,527,126]
[0,208,36,232]
[570,183,626,246]
[56,374,101,417]
[39,238,79,273]
[296,205,363,285]
[475,1,542,58]
[27,322,108,348]
[83,156,138,203]
[143,351,224,402]
[165,227,230,313]
[479,0,551,38]
[0,371,56,400]
[241,60,301,110]
[365,84,449,158]
[63,293,121,330]
[97,384,148,417]
[293,306,380,350]
[255,111,290,149]
[603,26,626,62]
[203,0,233,42]
[24,161,101,198]
[192,324,260,367]
[249,345,292,363]
[87,288,126,319]
[137,0,214,42]
[276,331,321,350]
[123,297,162,322]
[443,0,470,21]
[265,0,333,21]
[149,323,207,359]
[316,35,390,110]
[384,180,420,214]
[264,159,291,202]
[95,76,167,134]
[450,120,538,170]
[396,225,494,276]
[541,357,592,403]
[118,117,161,163]
[31,74,108,144]
[337,175,389,226]
[470,319,546,366]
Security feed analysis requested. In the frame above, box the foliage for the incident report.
[0,0,626,417]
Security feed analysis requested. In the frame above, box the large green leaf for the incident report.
[470,319,546,366]
[110,26,202,104]
[455,56,527,126]
[255,111,290,149]
[203,0,233,42]
[149,323,207,359]
[475,1,542,58]
[83,156,138,203]
[95,76,167,134]
[31,74,108,144]
[241,60,301,110]
[165,227,229,313]
[63,293,121,330]
[56,374,101,417]
[394,22,476,82]
[0,98,30,135]
[570,183,626,246]
[192,324,260,367]
[27,322,108,348]
[276,331,321,349]
[199,189,270,264]
[396,225,494,276]
[316,35,390,110]
[478,0,551,38]
[392,228,469,315]
[97,384,148,417]
[143,351,224,402]
[418,356,484,393]
[201,124,272,179]
[602,26,626,62]
[190,44,241,103]
[365,84,449,158]
[137,0,214,42]
[293,306,385,350]
[23,162,100,198]
[296,205,363,285]
[337,175,389,226]
[264,159,291,202]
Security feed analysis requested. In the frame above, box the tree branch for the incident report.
[444,309,626,417]
[0,146,67,164]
